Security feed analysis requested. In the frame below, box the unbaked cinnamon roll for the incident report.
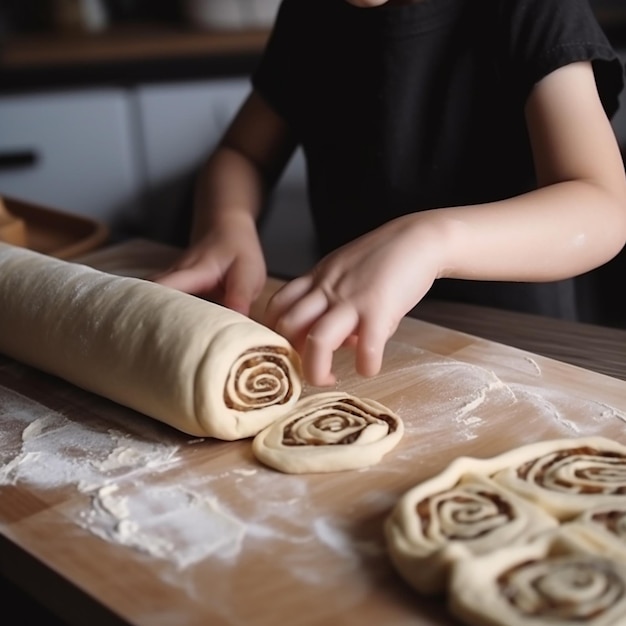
[450,528,626,626]
[385,465,558,594]
[252,391,403,473]
[492,437,626,520]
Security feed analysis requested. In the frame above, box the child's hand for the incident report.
[152,219,266,317]
[264,214,440,386]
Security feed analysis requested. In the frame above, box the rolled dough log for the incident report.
[0,243,303,440]
[252,391,403,473]
[449,527,626,626]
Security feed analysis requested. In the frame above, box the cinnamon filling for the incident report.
[223,346,296,411]
[282,398,397,446]
[516,446,626,494]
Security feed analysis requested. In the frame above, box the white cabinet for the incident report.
[0,88,143,234]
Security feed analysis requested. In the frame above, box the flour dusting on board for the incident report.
[365,350,519,447]
[0,386,180,489]
[82,483,247,567]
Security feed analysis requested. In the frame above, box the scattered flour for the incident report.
[522,356,542,376]
[82,484,247,568]
[0,391,180,490]
[0,379,389,596]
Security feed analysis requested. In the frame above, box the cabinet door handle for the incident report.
[0,150,39,170]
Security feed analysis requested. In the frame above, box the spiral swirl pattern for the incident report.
[281,396,399,446]
[252,391,404,474]
[417,483,515,544]
[224,347,298,411]
[514,446,626,495]
[498,555,625,621]
[385,472,558,595]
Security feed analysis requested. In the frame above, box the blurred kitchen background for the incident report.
[1,0,624,39]
[0,0,307,270]
[0,0,625,325]
[0,1,284,34]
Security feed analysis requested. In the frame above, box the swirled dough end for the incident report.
[449,527,626,626]
[384,466,559,595]
[194,322,303,440]
[251,391,404,473]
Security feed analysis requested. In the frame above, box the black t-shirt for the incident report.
[252,0,625,319]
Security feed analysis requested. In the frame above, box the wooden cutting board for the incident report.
[1,239,625,626]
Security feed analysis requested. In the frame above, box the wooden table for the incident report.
[2,239,626,626]
[414,299,626,382]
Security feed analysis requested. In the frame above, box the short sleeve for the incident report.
[497,0,624,118]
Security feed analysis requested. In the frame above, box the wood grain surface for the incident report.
[413,300,626,382]
[1,239,625,626]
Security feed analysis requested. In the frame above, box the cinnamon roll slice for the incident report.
[450,527,626,626]
[491,437,626,520]
[385,461,558,594]
[251,391,403,473]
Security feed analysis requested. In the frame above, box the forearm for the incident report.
[151,90,293,313]
[418,179,626,282]
[189,145,266,243]
[425,61,626,284]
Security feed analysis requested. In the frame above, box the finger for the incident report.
[222,264,265,315]
[354,317,390,378]
[221,288,253,316]
[304,304,360,387]
[273,289,329,347]
[151,268,218,296]
[264,275,313,328]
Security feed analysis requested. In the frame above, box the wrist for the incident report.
[405,209,468,279]
[192,204,257,240]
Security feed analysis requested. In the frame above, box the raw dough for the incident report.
[491,436,626,520]
[385,460,558,594]
[0,243,303,440]
[565,503,626,560]
[449,527,626,626]
[251,391,403,473]
[386,436,626,622]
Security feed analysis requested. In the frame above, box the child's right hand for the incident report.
[263,213,441,387]
[152,214,267,317]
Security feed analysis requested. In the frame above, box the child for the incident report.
[154,0,626,387]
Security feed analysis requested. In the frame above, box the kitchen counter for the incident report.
[2,238,626,626]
